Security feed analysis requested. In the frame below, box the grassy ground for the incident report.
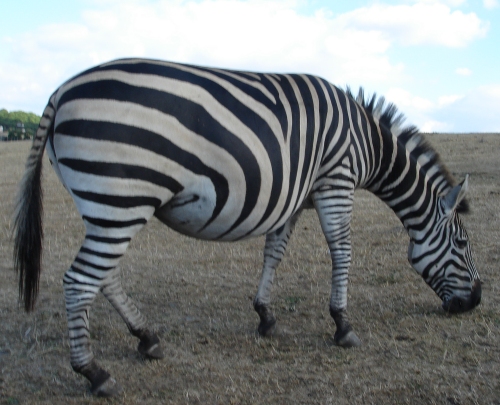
[0,134,499,404]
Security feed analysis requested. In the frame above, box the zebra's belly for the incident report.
[155,190,220,239]
[155,187,259,240]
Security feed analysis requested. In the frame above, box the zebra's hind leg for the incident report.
[100,268,164,360]
[64,208,157,397]
[64,259,124,397]
[254,211,302,336]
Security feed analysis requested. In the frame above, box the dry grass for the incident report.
[1,134,499,404]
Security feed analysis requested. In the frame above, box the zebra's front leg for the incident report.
[100,268,164,360]
[313,189,361,348]
[254,212,301,336]
[328,245,361,348]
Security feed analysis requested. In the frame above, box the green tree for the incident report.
[0,109,41,140]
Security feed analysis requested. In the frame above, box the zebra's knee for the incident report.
[63,271,101,313]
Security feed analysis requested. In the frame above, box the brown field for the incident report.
[0,134,499,404]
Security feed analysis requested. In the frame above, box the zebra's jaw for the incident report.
[407,239,481,314]
[442,279,482,314]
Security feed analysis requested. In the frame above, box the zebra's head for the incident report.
[407,175,481,313]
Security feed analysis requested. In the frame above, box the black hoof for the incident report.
[75,360,123,397]
[137,330,164,359]
[138,340,164,359]
[91,377,124,397]
[334,330,362,348]
[330,308,361,348]
[258,318,277,337]
[254,302,277,337]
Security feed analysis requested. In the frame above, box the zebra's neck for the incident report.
[349,92,454,241]
[370,132,449,240]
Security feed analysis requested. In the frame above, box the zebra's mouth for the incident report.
[442,279,482,314]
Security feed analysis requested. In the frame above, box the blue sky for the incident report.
[1,0,499,132]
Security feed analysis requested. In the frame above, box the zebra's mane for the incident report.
[346,87,469,213]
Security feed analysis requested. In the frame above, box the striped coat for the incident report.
[14,58,481,397]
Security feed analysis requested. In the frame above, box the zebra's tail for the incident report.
[13,97,55,312]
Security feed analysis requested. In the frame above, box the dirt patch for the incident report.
[1,134,499,404]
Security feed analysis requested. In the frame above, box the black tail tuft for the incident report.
[13,158,44,312]
[13,99,54,312]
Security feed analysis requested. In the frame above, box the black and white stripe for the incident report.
[14,58,481,396]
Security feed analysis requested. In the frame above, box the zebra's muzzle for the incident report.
[442,279,482,314]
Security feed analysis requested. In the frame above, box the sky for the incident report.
[1,0,499,132]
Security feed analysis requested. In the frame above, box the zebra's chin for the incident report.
[442,279,482,314]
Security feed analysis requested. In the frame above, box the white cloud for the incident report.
[444,0,467,5]
[337,3,488,47]
[0,0,408,113]
[409,0,466,5]
[0,0,493,131]
[383,87,448,131]
[456,67,472,76]
[438,94,464,107]
[483,0,499,9]
[386,88,434,112]
[384,87,500,132]
[436,85,500,132]
[420,120,453,133]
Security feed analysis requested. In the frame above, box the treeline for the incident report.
[0,109,41,140]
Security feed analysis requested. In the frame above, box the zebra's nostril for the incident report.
[442,296,467,313]
[442,279,482,314]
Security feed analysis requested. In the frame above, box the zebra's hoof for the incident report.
[334,330,362,348]
[137,330,165,359]
[254,303,277,337]
[91,377,124,397]
[257,318,277,337]
[138,340,165,359]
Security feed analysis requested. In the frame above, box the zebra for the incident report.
[13,58,481,397]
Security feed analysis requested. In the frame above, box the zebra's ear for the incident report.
[443,175,469,214]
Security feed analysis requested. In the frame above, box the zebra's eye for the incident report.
[456,237,468,249]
